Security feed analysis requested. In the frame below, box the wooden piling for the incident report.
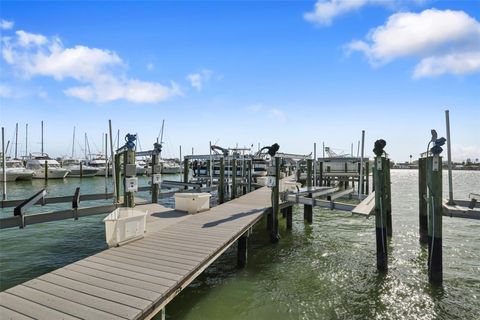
[232,159,237,200]
[44,160,48,181]
[242,159,247,195]
[427,155,443,284]
[219,158,225,204]
[286,206,293,230]
[79,162,83,179]
[247,159,252,192]
[114,153,121,202]
[319,161,323,186]
[270,156,280,243]
[385,159,392,237]
[124,149,135,208]
[374,156,388,271]
[183,158,189,190]
[151,154,159,203]
[304,159,313,223]
[418,158,428,244]
[237,234,248,268]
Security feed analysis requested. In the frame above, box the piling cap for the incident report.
[373,139,386,157]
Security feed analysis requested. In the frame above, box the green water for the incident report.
[1,171,479,319]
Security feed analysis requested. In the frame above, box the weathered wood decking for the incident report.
[0,187,273,320]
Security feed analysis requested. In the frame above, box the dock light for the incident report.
[260,143,280,157]
[125,133,137,150]
[373,139,386,157]
[153,142,162,154]
[431,137,446,155]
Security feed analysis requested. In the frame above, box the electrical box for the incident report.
[152,173,162,185]
[125,177,138,192]
[153,164,162,173]
[376,157,382,171]
[267,167,276,176]
[125,164,137,176]
[433,155,440,171]
[266,176,276,187]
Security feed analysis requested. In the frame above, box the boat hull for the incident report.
[32,169,69,179]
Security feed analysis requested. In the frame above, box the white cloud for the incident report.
[347,9,480,77]
[304,1,429,26]
[0,19,14,30]
[147,63,154,71]
[186,69,213,91]
[1,30,182,103]
[304,0,368,26]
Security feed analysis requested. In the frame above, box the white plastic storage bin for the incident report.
[174,193,211,214]
[104,207,147,247]
[280,181,301,193]
[256,176,269,186]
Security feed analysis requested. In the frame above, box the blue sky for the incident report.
[1,0,479,162]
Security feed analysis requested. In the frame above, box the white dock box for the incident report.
[104,207,147,247]
[174,193,211,214]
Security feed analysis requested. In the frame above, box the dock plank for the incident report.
[22,279,137,320]
[1,184,274,320]
[7,285,121,320]
[0,292,80,320]
[352,191,376,216]
[0,305,35,320]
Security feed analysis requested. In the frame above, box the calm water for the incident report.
[1,170,479,320]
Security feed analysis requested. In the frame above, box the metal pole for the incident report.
[109,120,117,204]
[179,145,182,165]
[359,130,365,199]
[41,120,44,156]
[2,127,7,200]
[313,142,317,187]
[25,123,28,158]
[445,110,454,205]
[72,127,76,158]
[14,123,18,159]
[104,133,108,194]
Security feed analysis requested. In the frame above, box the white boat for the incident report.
[161,160,182,174]
[135,160,148,176]
[87,155,110,176]
[26,155,69,179]
[62,159,99,177]
[0,159,34,182]
[252,159,268,177]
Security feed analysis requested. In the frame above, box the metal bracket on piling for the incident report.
[14,189,47,228]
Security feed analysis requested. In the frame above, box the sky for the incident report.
[0,0,479,162]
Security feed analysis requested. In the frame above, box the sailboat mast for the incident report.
[84,133,87,159]
[72,127,76,158]
[15,123,18,159]
[25,123,28,158]
[41,120,44,156]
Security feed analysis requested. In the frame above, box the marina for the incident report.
[1,2,479,319]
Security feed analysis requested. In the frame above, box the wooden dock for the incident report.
[0,187,273,319]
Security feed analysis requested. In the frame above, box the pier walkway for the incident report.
[0,187,273,320]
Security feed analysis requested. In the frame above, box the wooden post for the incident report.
[183,158,189,189]
[219,157,225,204]
[427,155,443,284]
[319,161,323,186]
[206,159,211,185]
[286,205,293,230]
[237,234,248,268]
[247,159,252,192]
[151,154,159,203]
[242,159,247,195]
[44,160,48,181]
[418,158,428,244]
[385,159,392,237]
[125,149,136,208]
[79,162,83,179]
[304,159,313,223]
[232,159,237,199]
[270,156,280,243]
[374,156,388,272]
[114,153,121,202]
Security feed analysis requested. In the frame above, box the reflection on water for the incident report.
[1,170,479,320]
